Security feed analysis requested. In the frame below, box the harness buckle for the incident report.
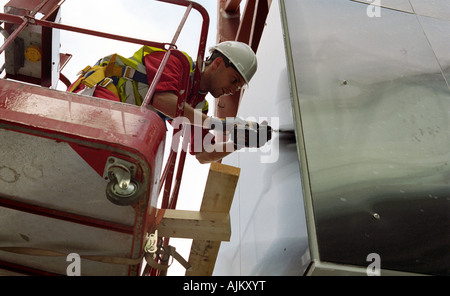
[144,230,158,254]
[123,66,136,80]
[98,77,113,88]
[78,85,96,96]
[77,65,92,76]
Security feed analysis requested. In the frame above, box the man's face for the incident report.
[208,57,246,98]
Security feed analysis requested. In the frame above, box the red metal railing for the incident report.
[0,0,210,276]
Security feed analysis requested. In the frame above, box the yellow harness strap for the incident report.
[104,54,123,78]
[82,65,106,88]
[69,62,120,98]
[70,46,195,105]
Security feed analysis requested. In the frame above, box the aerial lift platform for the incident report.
[0,0,239,276]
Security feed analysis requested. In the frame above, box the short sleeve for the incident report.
[144,51,186,94]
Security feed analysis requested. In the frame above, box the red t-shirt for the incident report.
[144,51,214,155]
[144,51,186,95]
[69,51,192,102]
[69,50,214,155]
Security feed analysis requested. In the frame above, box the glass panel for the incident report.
[410,0,450,21]
[284,0,450,275]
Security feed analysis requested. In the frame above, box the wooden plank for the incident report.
[158,209,231,241]
[187,240,221,275]
[199,162,240,213]
[185,162,240,276]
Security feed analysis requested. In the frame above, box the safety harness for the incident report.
[68,46,196,107]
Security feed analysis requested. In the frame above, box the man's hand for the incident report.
[209,117,273,149]
[231,120,272,149]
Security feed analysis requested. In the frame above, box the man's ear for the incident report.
[211,56,224,70]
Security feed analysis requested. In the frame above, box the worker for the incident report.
[68,41,272,163]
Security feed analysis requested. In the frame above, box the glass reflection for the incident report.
[284,0,450,275]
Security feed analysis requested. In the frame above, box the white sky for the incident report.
[58,0,219,84]
[1,0,226,276]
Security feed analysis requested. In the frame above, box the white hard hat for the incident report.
[210,41,257,84]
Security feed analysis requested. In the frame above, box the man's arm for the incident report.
[151,91,210,127]
[150,92,272,164]
[150,91,238,163]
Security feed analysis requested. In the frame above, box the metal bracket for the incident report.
[144,230,158,254]
[103,156,137,189]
